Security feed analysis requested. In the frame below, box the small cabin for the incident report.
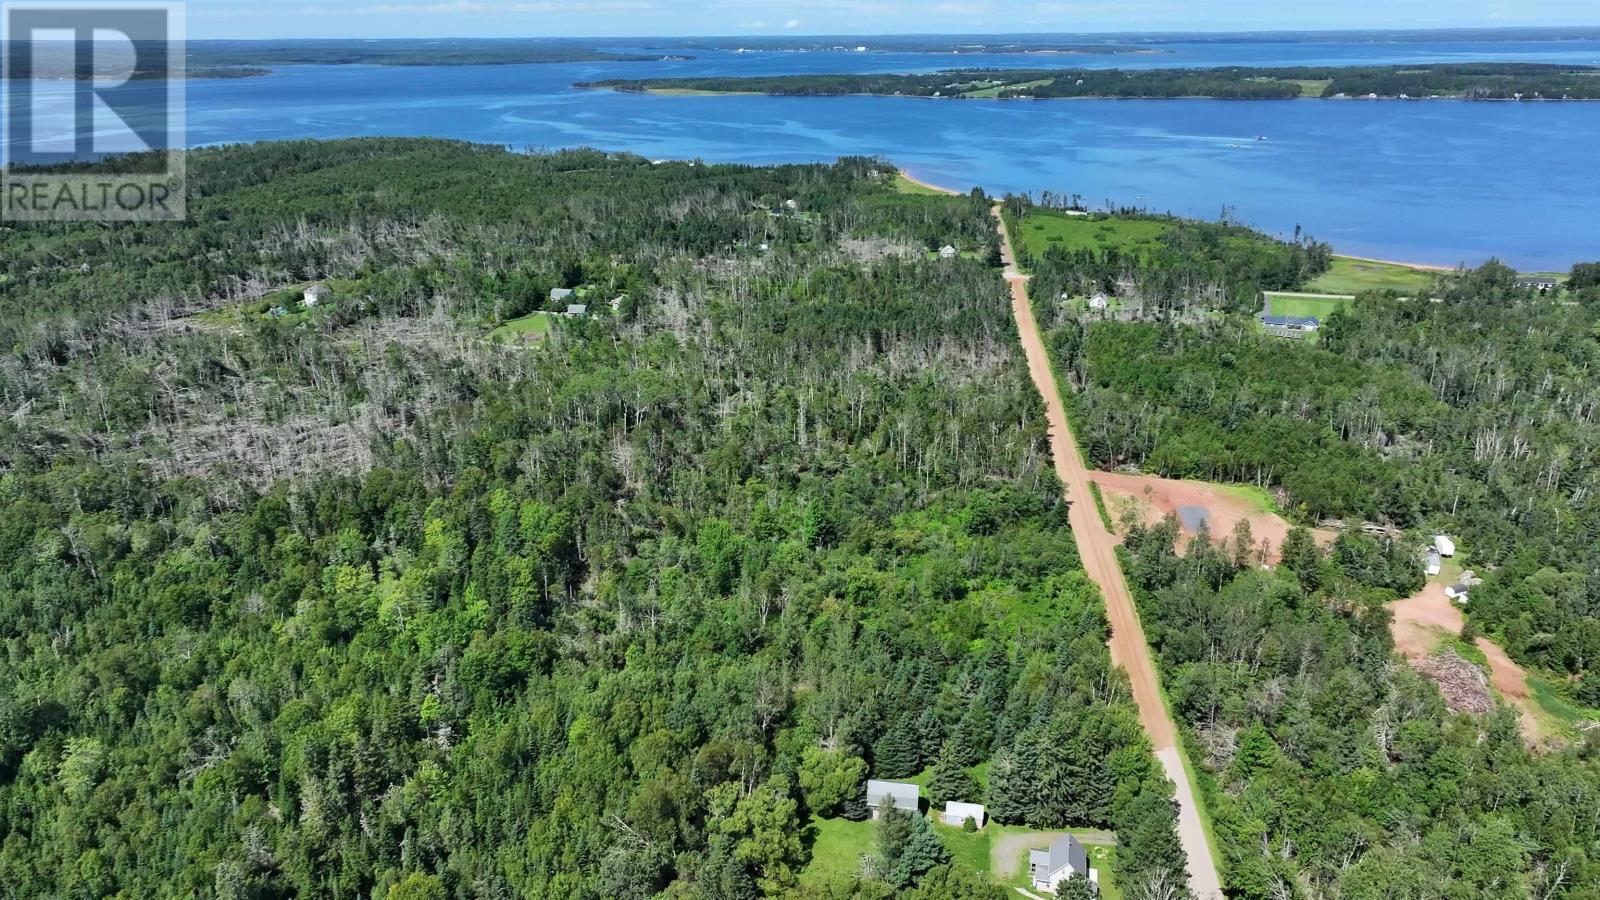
[939,245,958,260]
[302,284,331,308]
[1425,548,1441,577]
[1088,293,1110,311]
[1445,584,1470,604]
[1434,535,1456,558]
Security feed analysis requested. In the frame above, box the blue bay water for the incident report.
[163,39,1600,267]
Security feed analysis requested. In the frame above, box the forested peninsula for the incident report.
[581,62,1600,100]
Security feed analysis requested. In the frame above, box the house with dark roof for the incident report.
[1260,314,1321,338]
[550,287,575,303]
[864,780,919,819]
[1030,834,1093,892]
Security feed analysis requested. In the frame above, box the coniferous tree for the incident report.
[925,741,977,806]
[872,715,922,780]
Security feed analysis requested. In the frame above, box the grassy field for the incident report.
[893,173,952,196]
[1017,211,1171,260]
[800,816,1120,896]
[1306,255,1439,295]
[1210,481,1282,516]
[962,78,1052,98]
[488,311,552,344]
[1262,292,1354,319]
[800,817,873,887]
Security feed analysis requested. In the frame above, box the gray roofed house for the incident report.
[864,780,919,819]
[551,287,575,303]
[566,304,589,317]
[1260,314,1321,338]
[1030,834,1092,892]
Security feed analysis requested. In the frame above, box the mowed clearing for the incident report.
[1016,212,1170,259]
[1091,471,1334,563]
[1306,255,1442,295]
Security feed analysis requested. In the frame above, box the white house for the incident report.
[302,284,330,308]
[1445,584,1470,604]
[939,245,959,260]
[1434,535,1456,558]
[1088,292,1110,311]
[942,801,986,828]
[1030,834,1094,892]
[865,780,919,819]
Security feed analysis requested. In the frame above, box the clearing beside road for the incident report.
[1090,471,1335,563]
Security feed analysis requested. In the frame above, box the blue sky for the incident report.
[187,1,1600,40]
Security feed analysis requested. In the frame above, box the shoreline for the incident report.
[897,169,961,196]
[900,171,1481,271]
[1335,253,1458,272]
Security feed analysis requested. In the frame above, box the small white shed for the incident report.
[939,245,958,259]
[1445,584,1470,604]
[943,801,986,828]
[1434,535,1456,557]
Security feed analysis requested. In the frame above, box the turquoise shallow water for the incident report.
[33,37,1600,266]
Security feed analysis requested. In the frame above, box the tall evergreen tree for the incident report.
[925,741,978,806]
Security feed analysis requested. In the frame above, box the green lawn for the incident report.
[1262,292,1354,320]
[802,816,1121,897]
[799,817,873,887]
[488,311,553,344]
[893,173,951,196]
[1306,255,1439,295]
[1018,212,1171,260]
[1210,481,1282,516]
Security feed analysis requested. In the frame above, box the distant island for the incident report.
[637,36,1171,55]
[2,39,691,80]
[185,43,692,68]
[580,62,1600,100]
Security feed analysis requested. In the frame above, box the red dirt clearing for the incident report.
[1390,583,1544,744]
[1091,471,1335,563]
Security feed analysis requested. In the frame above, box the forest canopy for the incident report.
[0,140,1180,899]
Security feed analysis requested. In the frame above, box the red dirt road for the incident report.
[996,207,1224,899]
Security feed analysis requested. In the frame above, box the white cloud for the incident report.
[784,18,801,27]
